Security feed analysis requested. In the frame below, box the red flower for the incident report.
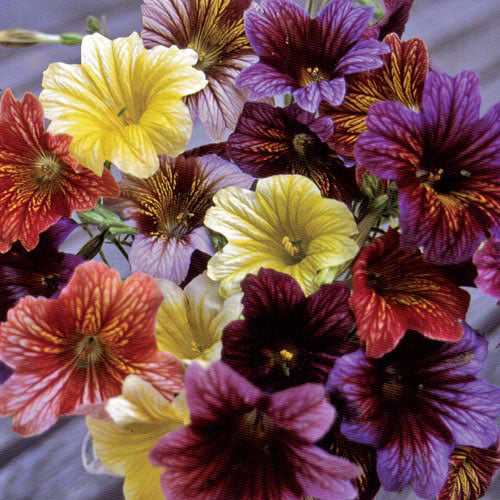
[350,229,470,357]
[0,89,119,253]
[0,261,183,436]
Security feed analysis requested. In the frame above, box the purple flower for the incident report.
[0,218,84,383]
[106,154,253,283]
[328,325,500,498]
[473,227,500,300]
[227,102,361,203]
[236,0,389,113]
[141,0,256,140]
[221,268,357,392]
[150,361,361,499]
[355,71,500,264]
[363,0,415,40]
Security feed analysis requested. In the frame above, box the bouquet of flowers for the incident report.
[0,0,498,498]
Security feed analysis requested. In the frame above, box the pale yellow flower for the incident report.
[86,375,189,500]
[40,32,207,178]
[204,174,359,297]
[155,272,242,364]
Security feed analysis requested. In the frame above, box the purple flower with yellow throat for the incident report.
[355,71,500,264]
[328,325,500,498]
[236,0,389,113]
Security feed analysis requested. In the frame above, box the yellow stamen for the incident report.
[281,236,302,258]
[280,349,294,361]
[176,210,195,227]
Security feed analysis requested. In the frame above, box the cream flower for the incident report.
[40,32,207,178]
[86,375,189,500]
[205,174,359,297]
[155,272,243,364]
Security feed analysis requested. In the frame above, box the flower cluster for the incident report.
[1,0,498,499]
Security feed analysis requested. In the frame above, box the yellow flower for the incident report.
[204,174,359,297]
[155,273,242,364]
[86,375,189,500]
[40,32,207,178]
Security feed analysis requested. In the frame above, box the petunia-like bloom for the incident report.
[107,153,252,283]
[87,375,189,500]
[328,326,500,498]
[155,272,243,365]
[350,228,470,358]
[437,439,500,500]
[40,32,207,178]
[150,361,361,499]
[205,174,359,297]
[222,268,356,391]
[355,71,500,264]
[142,0,256,140]
[0,89,119,253]
[236,0,390,113]
[227,102,361,203]
[473,227,500,300]
[321,34,428,156]
[0,261,183,436]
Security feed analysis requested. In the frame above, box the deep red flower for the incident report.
[350,229,470,357]
[0,261,183,436]
[0,89,119,253]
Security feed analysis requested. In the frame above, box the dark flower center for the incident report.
[415,166,471,195]
[75,335,104,368]
[240,409,275,442]
[263,345,297,377]
[292,132,318,157]
[380,364,404,402]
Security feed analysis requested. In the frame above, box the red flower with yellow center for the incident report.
[0,261,183,436]
[350,228,470,357]
[0,89,119,253]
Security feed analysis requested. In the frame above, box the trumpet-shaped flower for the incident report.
[107,153,252,283]
[155,272,243,364]
[40,32,207,178]
[150,361,361,499]
[328,327,500,498]
[0,90,119,252]
[205,174,359,297]
[322,34,428,156]
[227,102,361,203]
[142,0,256,140]
[237,0,389,113]
[0,261,183,436]
[355,71,500,264]
[221,268,356,391]
[87,375,189,500]
[350,228,470,358]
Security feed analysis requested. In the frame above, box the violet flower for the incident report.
[237,0,389,113]
[355,71,500,264]
[328,325,500,498]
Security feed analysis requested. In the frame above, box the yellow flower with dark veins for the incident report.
[87,375,189,500]
[205,175,359,297]
[40,32,207,178]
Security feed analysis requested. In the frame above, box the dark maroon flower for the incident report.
[0,218,84,323]
[473,227,500,300]
[227,102,361,203]
[150,361,361,499]
[328,326,500,498]
[0,218,83,384]
[221,268,357,392]
[237,0,389,113]
[355,71,500,264]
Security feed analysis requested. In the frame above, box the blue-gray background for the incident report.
[0,0,498,498]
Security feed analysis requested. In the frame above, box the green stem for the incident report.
[305,0,314,16]
[111,237,129,262]
[355,205,384,248]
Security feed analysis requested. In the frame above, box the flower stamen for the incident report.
[281,236,304,258]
